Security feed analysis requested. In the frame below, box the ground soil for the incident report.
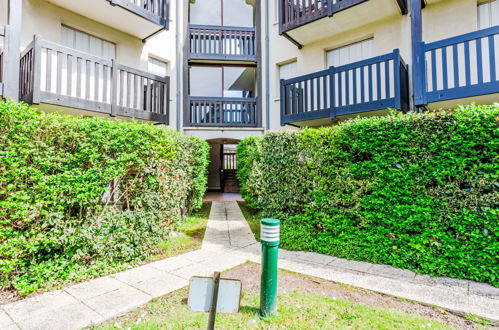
[0,288,21,305]
[223,263,497,330]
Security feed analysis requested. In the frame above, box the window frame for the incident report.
[477,0,499,30]
[325,38,374,69]
[61,25,116,59]
[188,64,257,98]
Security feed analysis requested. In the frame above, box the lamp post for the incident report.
[259,218,280,317]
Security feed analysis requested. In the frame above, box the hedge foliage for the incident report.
[238,105,499,286]
[0,101,209,293]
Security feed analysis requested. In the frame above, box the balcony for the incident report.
[420,25,499,106]
[281,49,409,126]
[44,0,169,39]
[19,36,169,123]
[279,0,407,46]
[187,97,258,127]
[188,25,257,62]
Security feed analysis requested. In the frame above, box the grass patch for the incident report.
[92,288,452,330]
[463,313,494,327]
[149,202,211,260]
[238,201,260,241]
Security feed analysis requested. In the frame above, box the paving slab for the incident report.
[170,261,221,280]
[0,309,15,329]
[329,258,374,273]
[368,264,416,280]
[111,265,164,285]
[129,273,188,298]
[3,290,78,321]
[147,255,195,272]
[14,302,102,330]
[469,281,499,299]
[83,285,151,320]
[64,276,127,301]
[413,275,469,290]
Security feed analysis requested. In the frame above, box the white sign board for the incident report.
[188,276,242,314]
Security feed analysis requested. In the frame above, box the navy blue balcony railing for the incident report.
[281,49,409,125]
[188,96,258,127]
[279,0,369,34]
[421,25,499,103]
[188,25,257,62]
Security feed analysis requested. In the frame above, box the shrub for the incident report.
[236,136,262,208]
[0,101,209,293]
[238,105,499,286]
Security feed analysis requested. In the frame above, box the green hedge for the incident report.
[236,136,262,209]
[0,101,209,293]
[238,105,499,286]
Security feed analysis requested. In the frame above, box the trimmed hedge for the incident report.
[0,101,209,293]
[238,105,499,286]
[236,136,262,209]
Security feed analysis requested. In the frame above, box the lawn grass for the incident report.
[148,202,211,260]
[92,287,452,330]
[238,201,260,241]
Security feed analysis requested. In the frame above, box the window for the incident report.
[278,61,297,81]
[277,61,297,96]
[326,38,373,68]
[148,57,168,76]
[189,65,256,97]
[478,0,499,30]
[61,25,115,59]
[189,0,255,27]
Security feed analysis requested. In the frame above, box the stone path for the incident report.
[1,201,498,329]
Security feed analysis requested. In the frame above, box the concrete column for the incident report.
[3,0,22,101]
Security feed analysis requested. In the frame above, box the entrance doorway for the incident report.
[221,144,239,193]
[207,139,241,193]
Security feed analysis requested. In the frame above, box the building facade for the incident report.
[1,0,498,190]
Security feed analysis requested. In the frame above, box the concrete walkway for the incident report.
[1,201,498,329]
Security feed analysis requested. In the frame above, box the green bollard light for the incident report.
[259,218,280,318]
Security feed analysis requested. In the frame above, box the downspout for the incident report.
[175,0,181,131]
[265,0,270,130]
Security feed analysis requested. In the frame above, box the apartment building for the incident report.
[1,0,498,191]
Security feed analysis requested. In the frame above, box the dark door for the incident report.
[221,146,240,193]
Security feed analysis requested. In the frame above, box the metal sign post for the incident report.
[207,272,220,330]
[259,218,280,317]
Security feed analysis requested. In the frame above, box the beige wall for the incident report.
[21,0,144,69]
[423,0,478,43]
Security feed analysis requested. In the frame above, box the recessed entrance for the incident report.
[207,138,241,193]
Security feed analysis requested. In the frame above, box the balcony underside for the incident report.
[44,0,168,39]
[282,0,403,46]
